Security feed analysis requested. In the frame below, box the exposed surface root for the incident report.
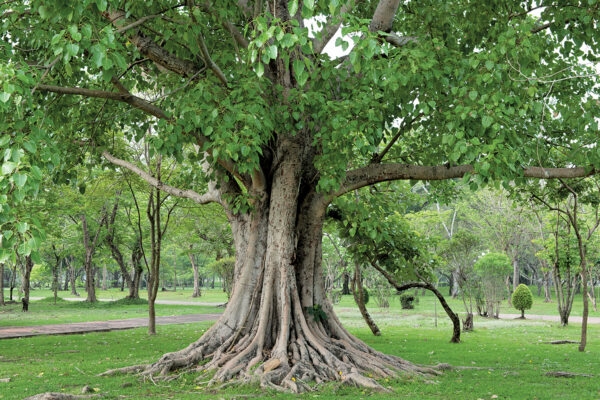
[99,321,441,393]
[545,371,594,378]
[24,394,101,400]
[544,340,580,345]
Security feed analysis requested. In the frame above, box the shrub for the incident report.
[399,293,415,309]
[512,284,533,318]
[362,287,369,305]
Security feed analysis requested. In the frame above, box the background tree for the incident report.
[474,252,512,318]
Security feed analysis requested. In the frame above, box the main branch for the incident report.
[338,163,596,197]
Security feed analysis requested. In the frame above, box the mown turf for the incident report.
[12,286,600,318]
[0,297,221,327]
[1,309,599,399]
[7,287,229,304]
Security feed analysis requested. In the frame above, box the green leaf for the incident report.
[17,221,28,234]
[1,162,16,175]
[38,5,49,19]
[96,0,108,12]
[13,173,27,188]
[481,115,493,128]
[468,90,478,101]
[0,92,10,103]
[23,141,37,154]
[267,45,278,59]
[256,62,264,77]
[288,0,298,15]
[305,0,315,10]
[66,43,79,57]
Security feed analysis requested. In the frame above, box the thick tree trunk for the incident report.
[102,141,438,392]
[189,251,201,297]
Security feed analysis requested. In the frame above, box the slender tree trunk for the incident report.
[351,262,380,336]
[370,261,460,342]
[341,272,350,295]
[21,256,33,311]
[0,263,4,306]
[69,258,79,296]
[102,266,108,291]
[190,251,201,297]
[63,269,69,291]
[9,264,16,301]
[451,269,459,298]
[579,267,589,352]
[173,254,177,291]
[81,212,106,303]
[512,259,519,292]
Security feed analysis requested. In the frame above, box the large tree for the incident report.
[2,0,600,392]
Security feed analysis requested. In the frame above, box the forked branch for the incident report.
[102,151,221,205]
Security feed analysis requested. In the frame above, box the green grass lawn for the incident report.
[0,297,222,327]
[335,289,600,319]
[0,310,599,399]
[7,287,229,303]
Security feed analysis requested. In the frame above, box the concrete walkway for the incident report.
[0,313,222,340]
[498,313,600,324]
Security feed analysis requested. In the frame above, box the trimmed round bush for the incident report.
[512,284,533,318]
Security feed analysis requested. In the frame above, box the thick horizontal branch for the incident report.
[37,84,167,119]
[102,151,221,205]
[337,163,596,197]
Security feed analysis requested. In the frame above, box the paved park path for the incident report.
[0,313,222,340]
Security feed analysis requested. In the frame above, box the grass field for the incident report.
[7,285,600,319]
[2,289,600,399]
[1,311,599,399]
[0,297,221,327]
[3,287,229,303]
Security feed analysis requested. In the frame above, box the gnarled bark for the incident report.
[101,139,439,392]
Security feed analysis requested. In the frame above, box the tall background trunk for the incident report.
[0,263,4,306]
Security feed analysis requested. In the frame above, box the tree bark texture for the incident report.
[102,136,440,391]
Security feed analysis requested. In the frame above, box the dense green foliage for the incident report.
[512,283,533,315]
